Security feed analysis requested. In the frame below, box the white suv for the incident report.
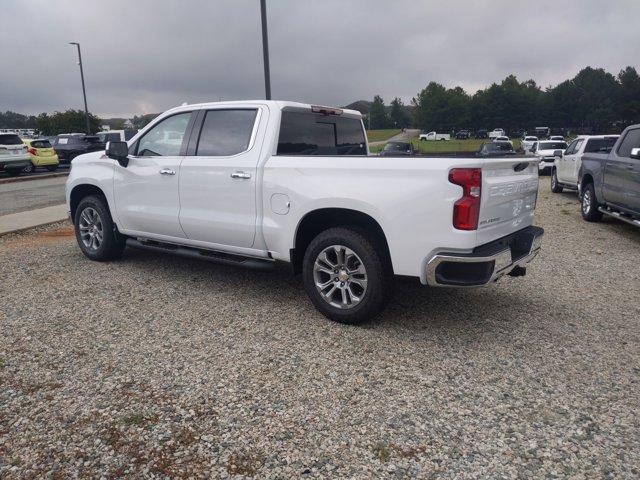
[0,133,30,176]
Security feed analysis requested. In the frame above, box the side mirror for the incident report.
[553,149,563,158]
[106,141,129,167]
[631,147,640,159]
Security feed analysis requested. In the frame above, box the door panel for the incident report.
[604,128,640,210]
[114,156,185,237]
[114,111,193,238]
[179,107,265,248]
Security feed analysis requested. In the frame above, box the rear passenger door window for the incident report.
[195,109,258,156]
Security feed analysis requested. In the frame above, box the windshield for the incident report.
[31,140,52,148]
[524,137,537,141]
[538,141,567,150]
[383,142,412,152]
[0,134,23,145]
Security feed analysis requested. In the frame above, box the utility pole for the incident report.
[69,42,91,134]
[260,0,271,100]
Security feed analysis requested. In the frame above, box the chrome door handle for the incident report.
[231,171,251,179]
[159,168,175,175]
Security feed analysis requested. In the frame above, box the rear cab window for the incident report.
[277,110,367,156]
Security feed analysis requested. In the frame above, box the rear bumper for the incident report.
[425,226,544,287]
[0,156,31,171]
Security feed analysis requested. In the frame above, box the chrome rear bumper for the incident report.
[426,226,544,287]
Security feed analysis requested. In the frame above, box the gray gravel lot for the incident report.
[1,181,639,478]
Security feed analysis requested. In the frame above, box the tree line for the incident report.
[366,66,640,134]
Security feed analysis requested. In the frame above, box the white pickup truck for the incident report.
[66,101,543,324]
[419,131,451,141]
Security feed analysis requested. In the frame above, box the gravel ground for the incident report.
[1,181,639,479]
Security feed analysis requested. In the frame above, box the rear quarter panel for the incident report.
[261,156,483,278]
[579,153,608,198]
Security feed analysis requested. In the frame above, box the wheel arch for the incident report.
[291,208,392,275]
[69,183,110,219]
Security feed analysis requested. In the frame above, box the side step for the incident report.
[598,207,640,228]
[126,238,275,271]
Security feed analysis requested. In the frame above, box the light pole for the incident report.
[260,0,271,100]
[69,42,91,134]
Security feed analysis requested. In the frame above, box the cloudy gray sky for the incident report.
[1,0,638,117]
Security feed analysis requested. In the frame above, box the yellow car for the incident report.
[22,138,59,174]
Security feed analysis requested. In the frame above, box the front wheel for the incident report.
[581,182,603,222]
[302,227,392,324]
[74,195,126,261]
[551,169,563,193]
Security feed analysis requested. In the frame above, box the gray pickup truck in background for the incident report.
[579,124,640,227]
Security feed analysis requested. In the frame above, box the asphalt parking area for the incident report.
[1,181,639,478]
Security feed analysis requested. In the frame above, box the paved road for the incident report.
[0,176,67,216]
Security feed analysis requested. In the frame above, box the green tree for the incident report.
[369,95,388,129]
[35,110,101,135]
[617,66,640,127]
[389,97,408,128]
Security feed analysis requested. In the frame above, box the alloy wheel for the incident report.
[78,207,104,251]
[313,245,368,309]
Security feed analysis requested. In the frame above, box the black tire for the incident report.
[22,163,36,174]
[74,195,126,261]
[46,165,58,172]
[581,182,602,222]
[302,227,393,324]
[551,169,563,193]
[5,169,21,177]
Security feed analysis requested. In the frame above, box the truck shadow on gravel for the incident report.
[120,248,539,336]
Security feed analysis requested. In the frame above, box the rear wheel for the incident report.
[22,163,36,174]
[581,182,602,222]
[5,169,21,177]
[74,195,126,261]
[302,227,392,324]
[551,169,563,193]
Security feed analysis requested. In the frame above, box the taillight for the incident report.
[28,147,37,155]
[449,168,482,230]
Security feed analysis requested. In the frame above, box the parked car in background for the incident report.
[52,134,105,163]
[534,127,550,138]
[522,136,538,152]
[476,141,517,157]
[0,133,31,176]
[549,135,565,141]
[493,135,510,143]
[21,138,60,173]
[511,129,526,139]
[66,100,544,324]
[97,129,138,143]
[488,128,506,139]
[531,140,568,173]
[379,141,414,156]
[419,131,450,141]
[551,135,619,193]
[455,130,471,139]
[475,129,488,139]
[578,125,640,227]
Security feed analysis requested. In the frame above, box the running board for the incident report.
[598,207,640,227]
[126,238,275,271]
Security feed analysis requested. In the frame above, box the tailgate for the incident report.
[477,158,539,245]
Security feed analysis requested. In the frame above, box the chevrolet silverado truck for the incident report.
[66,101,544,324]
[578,124,640,227]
